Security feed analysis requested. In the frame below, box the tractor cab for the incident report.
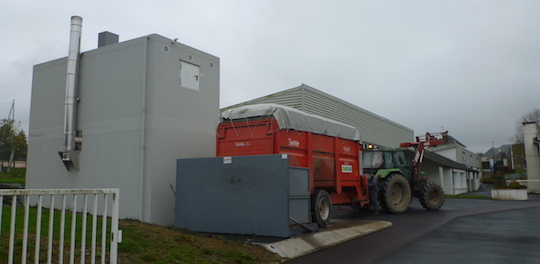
[362,148,413,182]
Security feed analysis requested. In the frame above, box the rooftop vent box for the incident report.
[98,31,119,48]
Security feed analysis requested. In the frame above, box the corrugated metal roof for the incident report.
[222,84,414,147]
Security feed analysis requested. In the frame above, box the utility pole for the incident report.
[490,140,495,177]
[6,100,15,171]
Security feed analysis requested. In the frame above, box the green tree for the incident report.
[512,108,540,144]
[0,119,28,169]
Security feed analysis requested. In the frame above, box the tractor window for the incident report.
[384,152,395,168]
[363,151,384,169]
[394,151,407,167]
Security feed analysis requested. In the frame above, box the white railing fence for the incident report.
[0,189,120,264]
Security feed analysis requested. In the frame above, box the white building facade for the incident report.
[523,122,540,193]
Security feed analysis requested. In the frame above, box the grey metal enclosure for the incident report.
[27,33,219,225]
[175,154,311,237]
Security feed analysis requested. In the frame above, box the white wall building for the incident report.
[430,135,481,192]
[421,151,479,195]
[523,122,540,193]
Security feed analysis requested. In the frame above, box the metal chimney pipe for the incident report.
[61,16,82,160]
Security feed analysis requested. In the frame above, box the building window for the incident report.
[462,151,466,161]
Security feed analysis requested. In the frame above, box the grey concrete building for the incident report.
[27,33,219,225]
[223,84,414,148]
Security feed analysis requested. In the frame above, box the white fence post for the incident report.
[0,189,120,264]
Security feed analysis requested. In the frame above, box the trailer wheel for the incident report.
[419,182,445,210]
[379,174,412,213]
[312,190,332,227]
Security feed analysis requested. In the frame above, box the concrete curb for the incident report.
[265,221,393,260]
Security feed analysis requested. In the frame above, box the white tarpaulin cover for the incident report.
[220,104,361,141]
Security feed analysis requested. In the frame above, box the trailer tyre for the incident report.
[419,182,445,210]
[312,190,332,227]
[379,174,412,214]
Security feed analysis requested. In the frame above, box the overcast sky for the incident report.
[1,1,539,153]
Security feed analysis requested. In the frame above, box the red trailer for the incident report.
[217,104,369,227]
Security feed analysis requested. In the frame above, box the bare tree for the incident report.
[512,108,540,144]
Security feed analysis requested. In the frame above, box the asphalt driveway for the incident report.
[287,191,540,264]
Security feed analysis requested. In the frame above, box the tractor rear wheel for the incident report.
[379,174,412,213]
[312,190,332,227]
[419,182,445,210]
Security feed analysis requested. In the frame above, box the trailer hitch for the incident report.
[289,217,318,233]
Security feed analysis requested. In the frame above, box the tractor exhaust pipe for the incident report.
[59,15,83,170]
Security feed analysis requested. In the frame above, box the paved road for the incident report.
[287,191,540,264]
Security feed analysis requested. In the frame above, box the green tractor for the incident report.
[362,132,448,213]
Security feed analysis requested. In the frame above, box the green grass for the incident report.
[1,205,111,263]
[1,206,279,263]
[116,220,275,264]
[0,167,26,184]
[0,178,25,184]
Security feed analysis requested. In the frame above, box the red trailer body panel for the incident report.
[217,118,369,206]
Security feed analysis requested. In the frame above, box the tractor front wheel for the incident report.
[379,174,412,213]
[312,190,332,227]
[419,182,445,210]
